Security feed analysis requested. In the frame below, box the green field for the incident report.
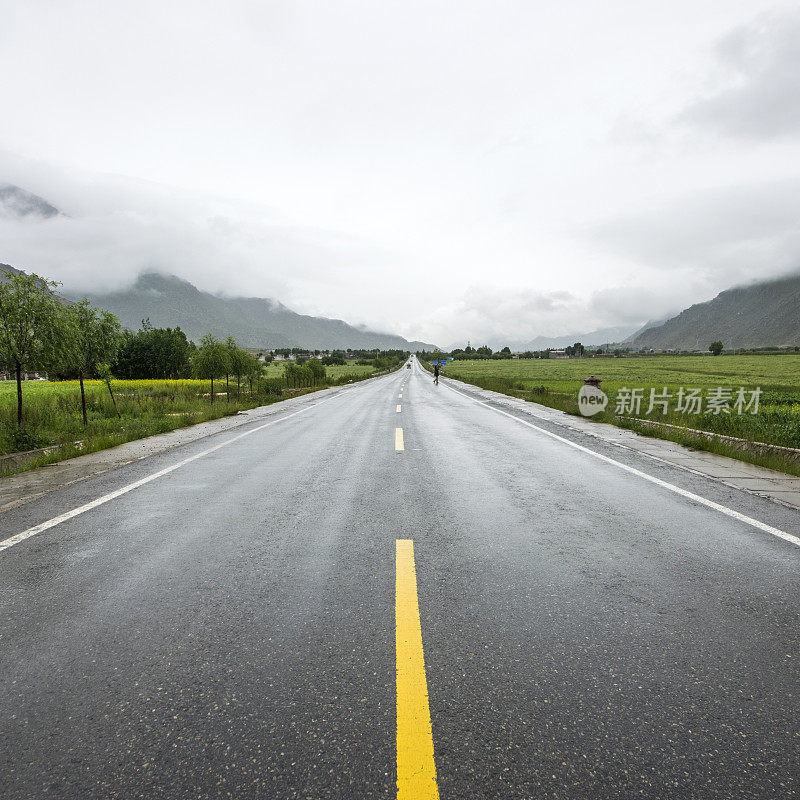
[436,354,800,473]
[442,354,800,394]
[261,362,376,380]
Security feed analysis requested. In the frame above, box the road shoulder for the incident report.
[442,376,800,512]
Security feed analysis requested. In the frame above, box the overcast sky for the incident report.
[1,0,799,347]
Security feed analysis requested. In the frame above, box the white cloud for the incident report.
[590,180,800,282]
[678,10,800,140]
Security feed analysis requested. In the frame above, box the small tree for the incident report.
[709,340,723,356]
[284,362,315,388]
[60,300,121,425]
[226,338,251,400]
[242,353,263,394]
[0,270,63,426]
[97,363,121,419]
[306,358,326,386]
[193,334,230,403]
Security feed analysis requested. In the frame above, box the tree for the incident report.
[0,270,63,426]
[306,358,326,385]
[242,353,263,394]
[284,361,315,388]
[97,363,121,419]
[59,300,122,425]
[193,334,230,403]
[225,338,254,400]
[113,323,192,379]
[709,340,723,356]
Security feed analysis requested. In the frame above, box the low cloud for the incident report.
[678,10,800,140]
[421,288,586,349]
[590,179,800,283]
[0,151,386,321]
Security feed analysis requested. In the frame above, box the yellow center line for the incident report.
[396,540,439,800]
[395,427,405,451]
[397,404,402,413]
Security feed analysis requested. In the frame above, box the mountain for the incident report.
[495,325,639,352]
[65,272,434,350]
[0,185,62,220]
[628,273,800,350]
[0,264,24,279]
[623,317,671,343]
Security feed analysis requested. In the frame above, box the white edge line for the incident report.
[445,383,800,514]
[442,381,800,549]
[0,390,345,554]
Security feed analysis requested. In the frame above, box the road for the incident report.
[1,358,798,799]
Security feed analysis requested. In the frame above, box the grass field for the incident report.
[442,354,800,394]
[261,362,376,380]
[0,361,379,472]
[435,354,800,474]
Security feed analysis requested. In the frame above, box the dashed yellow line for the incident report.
[396,540,439,800]
[395,428,405,451]
[397,404,402,413]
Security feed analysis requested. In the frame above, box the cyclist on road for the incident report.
[433,364,439,385]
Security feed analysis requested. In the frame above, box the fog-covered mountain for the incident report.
[67,272,435,350]
[0,184,62,220]
[493,325,639,352]
[628,273,800,350]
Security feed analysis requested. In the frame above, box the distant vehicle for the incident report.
[407,363,411,369]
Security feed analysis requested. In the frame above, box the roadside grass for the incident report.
[616,416,800,478]
[0,362,381,475]
[0,380,280,471]
[426,355,800,475]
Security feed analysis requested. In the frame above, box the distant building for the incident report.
[0,370,45,381]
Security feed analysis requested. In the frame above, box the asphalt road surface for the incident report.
[1,358,798,799]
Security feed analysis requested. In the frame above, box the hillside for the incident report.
[0,185,61,220]
[65,272,434,350]
[629,273,800,350]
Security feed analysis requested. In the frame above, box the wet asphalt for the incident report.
[0,359,798,799]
